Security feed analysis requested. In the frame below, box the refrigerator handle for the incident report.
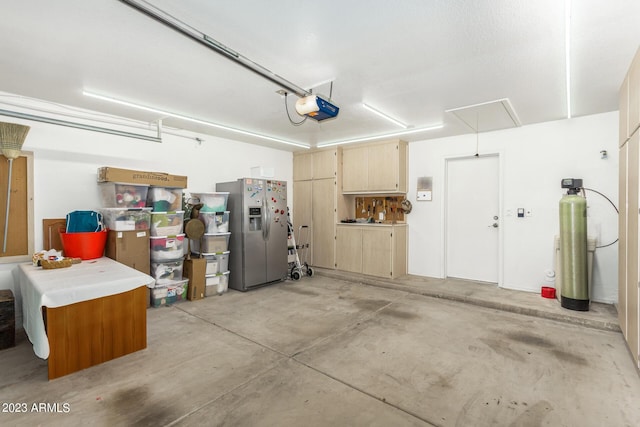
[263,195,271,241]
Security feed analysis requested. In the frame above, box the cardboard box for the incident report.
[184,258,206,300]
[98,167,188,189]
[105,230,151,275]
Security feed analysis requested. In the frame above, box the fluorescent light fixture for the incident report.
[565,0,572,119]
[83,90,310,149]
[362,103,408,128]
[317,124,443,148]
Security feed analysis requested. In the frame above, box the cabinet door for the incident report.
[313,149,337,179]
[630,55,640,137]
[619,141,628,336]
[392,226,408,278]
[336,226,362,272]
[312,179,336,269]
[293,152,314,181]
[293,181,313,261]
[368,142,400,192]
[629,132,640,366]
[342,146,368,192]
[362,228,392,277]
[621,74,630,148]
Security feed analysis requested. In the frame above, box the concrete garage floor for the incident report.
[1,272,639,426]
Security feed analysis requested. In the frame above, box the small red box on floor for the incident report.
[541,286,556,299]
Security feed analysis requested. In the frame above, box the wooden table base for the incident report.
[45,286,147,380]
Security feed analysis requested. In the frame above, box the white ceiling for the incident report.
[1,0,639,151]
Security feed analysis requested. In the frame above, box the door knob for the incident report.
[488,222,498,228]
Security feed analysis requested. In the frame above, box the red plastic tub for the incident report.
[541,286,556,299]
[59,229,108,260]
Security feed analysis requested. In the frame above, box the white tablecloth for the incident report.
[18,257,155,359]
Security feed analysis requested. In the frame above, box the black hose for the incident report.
[581,187,618,248]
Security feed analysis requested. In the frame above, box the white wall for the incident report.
[407,112,619,303]
[0,105,293,329]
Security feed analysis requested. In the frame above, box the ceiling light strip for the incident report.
[0,108,162,143]
[565,0,572,119]
[362,103,408,128]
[118,0,310,98]
[83,91,310,148]
[317,124,443,147]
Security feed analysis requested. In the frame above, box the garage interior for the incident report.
[1,1,640,426]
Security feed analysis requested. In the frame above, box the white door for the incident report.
[446,155,499,283]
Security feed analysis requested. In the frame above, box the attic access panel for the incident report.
[446,98,521,133]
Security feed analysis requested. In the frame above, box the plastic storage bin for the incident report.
[150,211,184,236]
[190,192,229,213]
[205,271,230,296]
[202,251,230,274]
[150,234,185,261]
[147,187,183,212]
[199,211,230,233]
[151,259,184,285]
[191,233,230,254]
[100,208,152,231]
[150,279,189,307]
[99,182,149,208]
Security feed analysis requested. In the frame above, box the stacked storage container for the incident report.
[190,192,231,296]
[147,186,188,307]
[99,182,153,278]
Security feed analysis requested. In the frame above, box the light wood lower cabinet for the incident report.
[620,132,639,367]
[293,178,337,269]
[312,179,337,268]
[618,45,640,369]
[336,224,407,278]
[336,226,363,273]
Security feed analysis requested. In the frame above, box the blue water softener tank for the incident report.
[559,178,589,311]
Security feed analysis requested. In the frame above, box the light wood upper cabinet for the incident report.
[293,148,337,181]
[293,152,313,181]
[341,146,368,192]
[313,149,337,179]
[620,74,630,147]
[342,140,407,193]
[629,52,640,137]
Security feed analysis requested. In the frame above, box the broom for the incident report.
[0,122,30,253]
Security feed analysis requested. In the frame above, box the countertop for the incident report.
[337,222,407,227]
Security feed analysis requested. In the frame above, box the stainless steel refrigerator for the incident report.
[216,178,288,291]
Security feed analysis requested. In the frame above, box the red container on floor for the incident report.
[59,229,108,260]
[541,286,556,299]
